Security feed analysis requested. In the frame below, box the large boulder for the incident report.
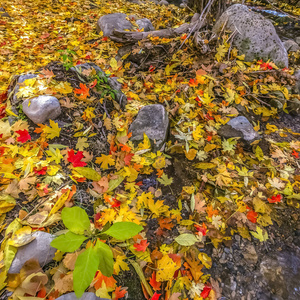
[22,95,61,124]
[96,13,133,37]
[9,231,56,274]
[218,116,260,143]
[129,104,169,151]
[213,4,288,68]
[283,39,300,52]
[136,18,154,32]
[56,292,108,300]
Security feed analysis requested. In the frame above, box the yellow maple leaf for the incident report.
[114,255,130,275]
[76,137,89,151]
[43,120,61,139]
[95,154,115,169]
[156,255,179,282]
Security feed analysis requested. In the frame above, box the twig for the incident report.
[264,0,300,20]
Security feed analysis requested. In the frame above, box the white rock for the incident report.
[22,95,61,124]
[213,4,288,68]
[56,292,108,300]
[9,231,56,274]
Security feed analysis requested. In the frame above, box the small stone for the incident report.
[9,231,56,274]
[10,74,37,104]
[243,244,258,264]
[283,39,300,52]
[159,0,169,5]
[129,104,169,151]
[56,292,108,300]
[22,96,61,124]
[96,13,133,37]
[136,18,154,32]
[218,116,260,142]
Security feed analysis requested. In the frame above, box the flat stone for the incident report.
[22,95,61,124]
[96,13,133,37]
[56,292,108,300]
[129,104,169,151]
[136,18,154,31]
[283,39,300,52]
[9,231,56,274]
[10,74,37,104]
[218,116,260,142]
[213,4,288,68]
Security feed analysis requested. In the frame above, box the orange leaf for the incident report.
[74,83,90,100]
[149,272,161,291]
[112,286,127,300]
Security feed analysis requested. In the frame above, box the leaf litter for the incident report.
[0,0,300,300]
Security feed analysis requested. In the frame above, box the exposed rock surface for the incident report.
[97,13,133,37]
[213,4,288,68]
[70,63,127,108]
[10,74,37,104]
[136,18,154,32]
[283,39,300,52]
[9,231,56,274]
[260,251,300,300]
[129,104,169,151]
[56,292,108,300]
[218,116,260,142]
[296,36,300,45]
[295,70,300,94]
[159,0,169,5]
[22,95,61,124]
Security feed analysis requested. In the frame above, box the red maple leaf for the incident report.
[34,166,47,175]
[133,239,149,252]
[16,129,31,143]
[194,222,207,236]
[201,285,212,299]
[149,272,161,291]
[267,194,282,203]
[74,83,90,100]
[292,150,299,158]
[67,149,87,167]
[124,153,134,166]
[247,210,258,223]
[112,286,127,300]
[150,292,161,300]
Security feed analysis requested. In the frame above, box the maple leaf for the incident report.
[39,68,55,83]
[156,255,179,282]
[76,137,89,151]
[247,210,258,223]
[16,129,31,143]
[74,83,90,100]
[251,226,268,242]
[95,154,115,169]
[46,148,63,164]
[114,255,129,275]
[212,215,222,228]
[157,173,173,186]
[112,286,127,300]
[158,218,174,230]
[133,239,149,252]
[201,285,212,299]
[149,272,161,291]
[150,292,161,300]
[60,97,76,108]
[268,177,285,190]
[67,149,87,167]
[267,194,282,203]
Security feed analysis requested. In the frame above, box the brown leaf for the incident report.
[63,250,84,270]
[54,273,73,294]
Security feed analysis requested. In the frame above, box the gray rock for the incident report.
[22,95,61,124]
[9,231,56,274]
[10,74,37,104]
[96,13,133,37]
[242,244,258,264]
[260,251,300,299]
[0,7,9,17]
[295,70,300,94]
[136,18,154,32]
[296,37,300,45]
[56,292,108,300]
[283,39,300,52]
[159,0,169,5]
[219,116,260,142]
[213,4,288,68]
[70,63,126,109]
[129,104,169,151]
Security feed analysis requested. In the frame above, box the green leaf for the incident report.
[107,176,124,192]
[73,247,100,298]
[73,167,101,181]
[157,174,173,186]
[95,240,114,277]
[50,232,87,252]
[175,233,198,246]
[61,207,90,234]
[255,146,264,161]
[250,226,268,242]
[104,222,143,241]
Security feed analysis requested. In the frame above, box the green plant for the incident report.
[50,206,143,297]
[58,49,76,70]
[94,71,118,99]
